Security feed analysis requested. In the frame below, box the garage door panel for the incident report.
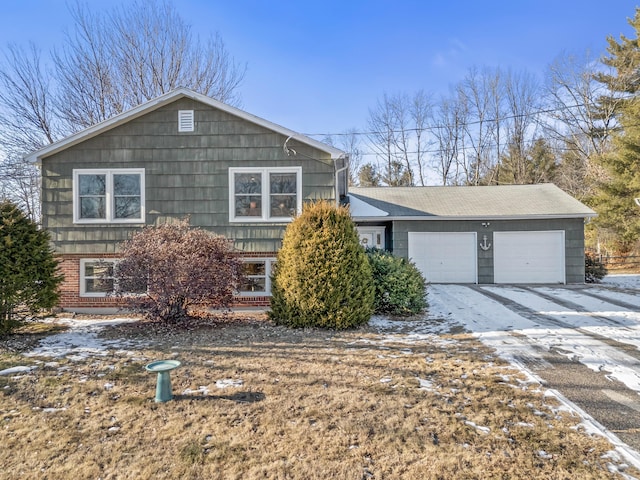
[494,231,565,284]
[408,232,477,283]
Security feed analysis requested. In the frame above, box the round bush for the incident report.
[366,248,427,316]
[269,201,374,329]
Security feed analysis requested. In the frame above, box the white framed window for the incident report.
[79,258,147,297]
[178,110,194,132]
[229,167,302,222]
[80,259,116,297]
[73,169,145,223]
[238,258,276,296]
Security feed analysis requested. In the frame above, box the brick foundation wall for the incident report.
[56,253,275,311]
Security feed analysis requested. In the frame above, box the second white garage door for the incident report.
[494,231,565,284]
[408,232,477,283]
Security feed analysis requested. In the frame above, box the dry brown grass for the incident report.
[0,314,635,479]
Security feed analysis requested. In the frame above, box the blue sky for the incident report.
[0,1,638,137]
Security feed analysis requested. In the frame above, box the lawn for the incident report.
[0,313,635,479]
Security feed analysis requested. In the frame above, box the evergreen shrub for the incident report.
[366,248,427,316]
[269,201,374,329]
[0,201,63,333]
[585,252,607,283]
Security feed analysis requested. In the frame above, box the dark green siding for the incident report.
[41,98,336,254]
[392,218,586,284]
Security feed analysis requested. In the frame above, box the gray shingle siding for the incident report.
[41,97,336,254]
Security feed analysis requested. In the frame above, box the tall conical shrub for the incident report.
[269,201,374,329]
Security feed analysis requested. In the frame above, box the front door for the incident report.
[357,227,385,249]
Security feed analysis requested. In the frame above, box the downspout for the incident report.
[284,135,348,207]
[334,154,349,207]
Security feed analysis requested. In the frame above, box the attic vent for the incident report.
[178,110,194,132]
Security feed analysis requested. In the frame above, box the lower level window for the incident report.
[80,259,115,297]
[239,258,276,296]
[79,258,146,297]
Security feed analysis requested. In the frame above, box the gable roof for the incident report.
[25,87,345,163]
[349,184,596,220]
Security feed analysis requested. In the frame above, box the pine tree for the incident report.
[592,7,640,253]
[493,138,557,185]
[269,201,374,329]
[0,201,62,333]
[358,163,381,187]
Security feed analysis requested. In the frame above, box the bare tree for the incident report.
[389,93,414,185]
[0,43,57,219]
[367,93,404,185]
[490,69,542,185]
[457,67,499,185]
[410,90,433,186]
[431,92,468,185]
[366,91,433,186]
[543,51,615,159]
[541,50,616,198]
[0,0,245,220]
[55,0,246,130]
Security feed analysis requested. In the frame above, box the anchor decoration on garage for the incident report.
[479,234,492,251]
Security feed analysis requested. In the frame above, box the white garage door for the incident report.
[408,232,477,283]
[494,231,565,284]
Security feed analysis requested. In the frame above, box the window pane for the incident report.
[243,262,266,276]
[235,196,262,217]
[114,197,141,219]
[239,277,266,292]
[84,262,113,277]
[270,173,296,194]
[79,174,106,195]
[80,197,106,219]
[270,196,295,217]
[114,174,140,195]
[235,173,261,194]
[85,278,115,294]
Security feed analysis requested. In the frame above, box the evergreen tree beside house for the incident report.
[592,7,640,254]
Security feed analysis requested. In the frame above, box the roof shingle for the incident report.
[349,184,595,219]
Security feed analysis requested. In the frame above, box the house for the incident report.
[26,88,347,310]
[26,88,596,312]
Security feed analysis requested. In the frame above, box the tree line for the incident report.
[1,2,640,254]
[324,9,640,255]
[326,56,612,200]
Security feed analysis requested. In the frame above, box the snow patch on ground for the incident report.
[215,378,243,389]
[0,365,36,376]
[603,274,640,290]
[24,318,147,359]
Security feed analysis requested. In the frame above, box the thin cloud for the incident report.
[432,38,469,67]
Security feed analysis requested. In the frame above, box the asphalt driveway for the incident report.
[426,279,640,460]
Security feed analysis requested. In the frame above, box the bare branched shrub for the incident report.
[113,220,243,322]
